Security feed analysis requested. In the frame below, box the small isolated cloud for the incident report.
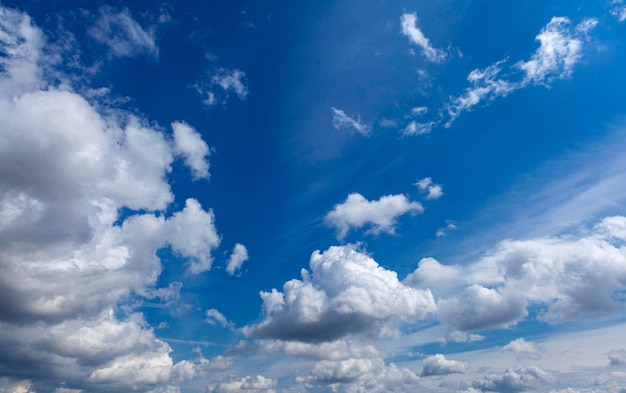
[324,193,423,240]
[208,375,276,393]
[331,107,371,136]
[245,245,436,342]
[211,68,249,101]
[472,366,552,392]
[421,354,469,377]
[415,177,444,200]
[402,120,436,136]
[172,121,210,180]
[611,4,626,22]
[206,308,234,329]
[608,349,626,366]
[400,13,446,62]
[501,338,542,361]
[89,7,158,59]
[436,222,458,238]
[411,106,428,116]
[226,243,249,275]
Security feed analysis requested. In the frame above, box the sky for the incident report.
[1,0,626,392]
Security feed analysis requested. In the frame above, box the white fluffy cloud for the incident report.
[89,6,158,58]
[207,375,276,393]
[400,13,446,62]
[415,177,444,200]
[501,338,542,361]
[472,366,552,392]
[172,121,211,180]
[331,107,371,136]
[226,243,250,275]
[420,354,468,377]
[324,193,423,240]
[0,5,222,391]
[246,245,436,342]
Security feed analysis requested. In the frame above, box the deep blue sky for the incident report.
[2,1,626,392]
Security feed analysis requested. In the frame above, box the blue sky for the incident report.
[1,0,626,392]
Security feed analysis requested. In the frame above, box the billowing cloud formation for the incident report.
[295,358,421,393]
[226,243,249,275]
[445,16,597,127]
[420,354,468,377]
[207,375,277,393]
[400,13,446,62]
[501,338,542,360]
[89,6,158,58]
[331,107,371,136]
[0,5,221,391]
[324,193,423,240]
[472,366,552,392]
[413,216,626,333]
[246,245,436,342]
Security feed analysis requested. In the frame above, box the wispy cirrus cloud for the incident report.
[400,13,446,62]
[331,107,371,136]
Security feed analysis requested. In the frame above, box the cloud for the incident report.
[88,7,158,59]
[438,285,528,331]
[400,13,446,62]
[501,338,542,361]
[324,193,423,240]
[415,177,444,200]
[0,5,222,391]
[331,107,371,136]
[608,350,626,366]
[295,358,421,393]
[206,309,234,329]
[445,17,597,127]
[256,339,379,361]
[420,354,469,377]
[517,17,593,84]
[436,222,458,238]
[611,5,626,21]
[402,120,436,136]
[245,245,436,342]
[411,106,428,116]
[211,68,249,101]
[226,243,249,275]
[207,375,277,393]
[472,366,552,392]
[172,121,210,180]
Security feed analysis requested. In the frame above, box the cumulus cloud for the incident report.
[226,243,249,275]
[428,215,626,334]
[400,13,446,62]
[420,354,468,377]
[445,17,597,127]
[324,193,423,240]
[415,177,444,200]
[331,107,371,136]
[245,245,436,342]
[404,257,461,298]
[207,375,276,393]
[256,339,379,361]
[89,6,158,58]
[501,338,542,361]
[472,366,552,392]
[172,121,210,180]
[436,222,458,238]
[295,358,421,393]
[0,5,222,391]
[609,350,626,366]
